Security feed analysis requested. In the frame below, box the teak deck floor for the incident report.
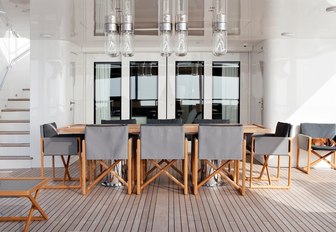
[1,160,336,232]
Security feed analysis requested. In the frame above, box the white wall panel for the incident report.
[263,38,336,167]
[30,40,75,167]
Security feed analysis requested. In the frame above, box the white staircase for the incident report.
[0,88,32,169]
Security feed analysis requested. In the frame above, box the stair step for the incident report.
[0,123,30,131]
[0,120,29,123]
[6,100,30,109]
[0,131,29,135]
[0,134,29,143]
[1,109,30,112]
[0,111,30,120]
[0,156,32,160]
[8,98,30,101]
[0,143,30,147]
[0,146,30,156]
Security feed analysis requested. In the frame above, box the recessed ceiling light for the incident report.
[326,6,336,13]
[40,33,52,38]
[281,32,295,37]
[0,10,6,15]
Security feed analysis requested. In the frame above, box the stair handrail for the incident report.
[0,48,30,90]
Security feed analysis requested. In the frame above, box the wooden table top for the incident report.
[58,123,271,135]
[0,178,49,196]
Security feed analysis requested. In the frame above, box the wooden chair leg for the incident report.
[193,139,199,195]
[277,156,281,179]
[81,140,87,195]
[296,142,300,169]
[333,152,336,170]
[184,138,188,195]
[93,161,97,180]
[307,150,311,175]
[288,155,291,187]
[257,155,268,179]
[78,150,82,191]
[137,139,141,195]
[40,139,44,177]
[127,138,132,195]
[265,156,272,185]
[52,156,55,179]
[250,150,254,188]
[88,161,93,184]
[241,140,246,195]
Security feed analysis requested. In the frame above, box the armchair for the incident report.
[249,122,292,189]
[40,122,82,190]
[296,123,336,174]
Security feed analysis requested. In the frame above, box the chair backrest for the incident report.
[194,119,230,124]
[300,123,336,138]
[140,125,184,159]
[254,137,290,155]
[101,119,137,124]
[274,122,292,137]
[85,125,129,160]
[147,118,183,125]
[198,125,244,160]
[40,122,58,138]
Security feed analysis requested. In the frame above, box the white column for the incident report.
[30,40,73,167]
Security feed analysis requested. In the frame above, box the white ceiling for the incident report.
[1,0,336,48]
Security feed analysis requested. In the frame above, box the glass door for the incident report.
[130,61,158,124]
[212,62,240,123]
[89,53,243,124]
[121,53,167,122]
[94,62,122,123]
[175,61,204,123]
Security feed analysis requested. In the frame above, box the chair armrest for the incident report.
[297,134,311,150]
[42,137,80,155]
[253,136,291,155]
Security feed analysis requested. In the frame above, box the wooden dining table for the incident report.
[58,123,271,195]
[58,123,271,135]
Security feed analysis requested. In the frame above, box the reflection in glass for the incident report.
[130,62,158,124]
[212,62,240,123]
[94,62,122,123]
[176,61,204,123]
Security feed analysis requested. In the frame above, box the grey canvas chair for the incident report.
[249,122,292,189]
[100,119,137,186]
[136,125,188,194]
[192,119,232,176]
[297,123,336,174]
[192,125,246,195]
[82,124,132,195]
[40,122,82,190]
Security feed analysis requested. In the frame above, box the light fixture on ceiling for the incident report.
[175,0,188,56]
[326,6,336,13]
[159,0,173,56]
[104,0,134,57]
[120,0,134,57]
[212,0,227,56]
[104,0,119,56]
[0,10,6,15]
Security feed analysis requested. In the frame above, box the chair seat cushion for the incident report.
[311,145,336,151]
